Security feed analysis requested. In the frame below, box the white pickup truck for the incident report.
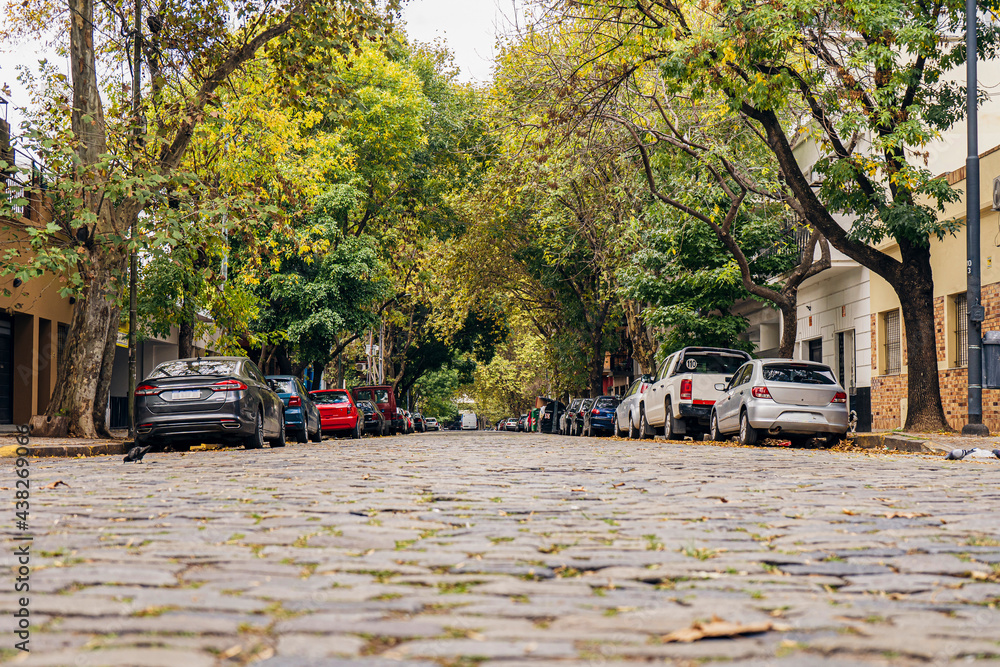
[638,347,751,439]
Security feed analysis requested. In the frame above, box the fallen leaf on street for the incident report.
[571,487,586,492]
[611,482,625,488]
[884,511,930,519]
[362,474,370,480]
[44,480,69,489]
[662,616,785,643]
[219,645,242,659]
[842,508,858,516]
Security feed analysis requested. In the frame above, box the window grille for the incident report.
[955,294,968,367]
[884,310,901,375]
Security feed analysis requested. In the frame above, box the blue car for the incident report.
[583,395,621,437]
[266,375,322,443]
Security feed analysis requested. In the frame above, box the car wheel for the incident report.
[270,418,286,448]
[628,412,640,439]
[823,433,842,448]
[353,420,362,439]
[639,406,654,440]
[245,410,264,450]
[709,412,723,441]
[664,401,680,440]
[296,418,308,443]
[310,418,323,443]
[739,411,759,446]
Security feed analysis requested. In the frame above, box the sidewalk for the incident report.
[851,430,1000,455]
[0,430,130,458]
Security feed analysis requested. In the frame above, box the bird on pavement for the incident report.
[123,444,153,463]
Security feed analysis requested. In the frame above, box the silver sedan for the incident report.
[709,360,849,446]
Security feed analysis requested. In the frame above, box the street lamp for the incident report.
[962,0,989,436]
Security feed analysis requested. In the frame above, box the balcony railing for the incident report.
[752,225,812,265]
[2,146,49,221]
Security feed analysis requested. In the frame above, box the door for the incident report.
[718,363,752,431]
[0,315,12,424]
[836,330,856,396]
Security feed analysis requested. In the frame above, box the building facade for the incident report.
[870,144,1000,431]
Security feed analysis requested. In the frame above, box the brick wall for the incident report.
[872,284,1000,431]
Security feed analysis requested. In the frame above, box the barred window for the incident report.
[884,310,901,375]
[955,294,968,367]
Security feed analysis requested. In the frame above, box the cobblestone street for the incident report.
[4,431,1000,666]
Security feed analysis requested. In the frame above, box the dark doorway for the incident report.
[808,338,823,363]
[0,315,12,424]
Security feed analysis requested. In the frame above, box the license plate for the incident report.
[171,390,201,400]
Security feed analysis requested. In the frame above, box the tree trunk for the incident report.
[778,301,797,359]
[897,246,949,431]
[312,361,325,390]
[43,249,125,438]
[588,333,605,397]
[275,346,292,375]
[178,316,195,359]
[624,300,658,374]
[92,307,121,438]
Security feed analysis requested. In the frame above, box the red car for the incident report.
[309,389,361,438]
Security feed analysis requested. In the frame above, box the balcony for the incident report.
[1,117,50,225]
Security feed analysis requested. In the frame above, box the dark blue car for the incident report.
[266,375,322,443]
[583,396,621,437]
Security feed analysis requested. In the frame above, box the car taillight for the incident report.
[831,391,847,404]
[680,379,692,400]
[288,396,301,407]
[592,408,599,415]
[751,386,772,399]
[211,379,248,392]
[134,384,161,396]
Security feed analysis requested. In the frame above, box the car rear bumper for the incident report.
[135,412,253,445]
[320,415,357,432]
[283,407,305,427]
[747,401,849,435]
[678,403,713,423]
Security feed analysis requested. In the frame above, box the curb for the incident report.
[851,433,948,455]
[0,442,128,458]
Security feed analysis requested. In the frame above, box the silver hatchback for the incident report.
[709,360,849,446]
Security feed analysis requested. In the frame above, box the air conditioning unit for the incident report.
[355,362,367,372]
[994,175,1000,211]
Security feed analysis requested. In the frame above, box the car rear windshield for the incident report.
[356,389,389,403]
[678,352,748,375]
[272,379,297,394]
[313,392,349,405]
[150,359,239,378]
[595,398,619,409]
[357,401,376,413]
[762,363,836,385]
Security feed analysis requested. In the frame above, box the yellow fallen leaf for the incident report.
[842,508,858,516]
[884,511,930,519]
[662,615,783,643]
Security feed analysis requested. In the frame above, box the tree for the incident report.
[528,0,1000,429]
[0,0,398,436]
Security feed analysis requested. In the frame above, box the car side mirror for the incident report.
[715,383,726,391]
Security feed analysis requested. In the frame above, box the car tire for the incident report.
[639,406,654,440]
[270,418,286,448]
[709,412,723,441]
[310,418,322,443]
[613,415,622,438]
[353,420,362,439]
[823,433,842,448]
[739,411,759,446]
[296,418,308,443]
[628,413,640,439]
[245,410,264,450]
[664,401,680,440]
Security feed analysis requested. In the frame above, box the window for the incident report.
[762,363,836,385]
[883,310,901,375]
[675,351,750,375]
[312,391,349,405]
[954,293,968,368]
[808,338,823,363]
[150,359,238,378]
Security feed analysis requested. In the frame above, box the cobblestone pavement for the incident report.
[3,431,1000,666]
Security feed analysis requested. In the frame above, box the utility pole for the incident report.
[963,0,989,436]
[127,0,141,441]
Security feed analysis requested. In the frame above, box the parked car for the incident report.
[505,416,519,431]
[309,389,361,439]
[710,359,849,446]
[267,375,322,443]
[412,413,426,432]
[356,400,388,436]
[517,414,528,431]
[560,399,583,434]
[614,375,654,438]
[583,395,621,437]
[425,417,440,431]
[352,385,402,434]
[572,399,594,436]
[539,401,564,433]
[461,412,478,430]
[639,347,751,440]
[134,356,285,450]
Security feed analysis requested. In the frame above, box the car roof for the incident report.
[266,374,298,379]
